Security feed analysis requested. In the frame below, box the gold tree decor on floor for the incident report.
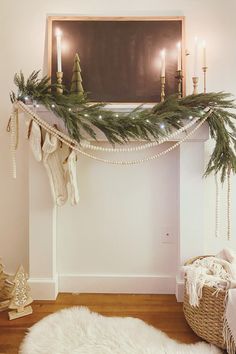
[0,259,13,311]
[8,265,33,320]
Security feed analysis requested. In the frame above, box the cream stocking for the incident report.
[43,133,68,206]
[64,150,79,206]
[26,120,42,162]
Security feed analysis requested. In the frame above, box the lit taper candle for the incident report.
[193,36,199,77]
[202,40,207,67]
[161,49,166,77]
[55,28,62,72]
[177,42,181,70]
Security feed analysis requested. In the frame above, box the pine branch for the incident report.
[10,70,236,182]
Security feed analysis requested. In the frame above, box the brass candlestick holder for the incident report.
[160,76,166,102]
[202,66,208,93]
[175,70,183,99]
[192,76,199,95]
[56,72,63,94]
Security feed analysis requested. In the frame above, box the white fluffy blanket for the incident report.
[19,307,222,354]
[183,248,236,354]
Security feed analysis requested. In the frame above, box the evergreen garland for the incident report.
[10,71,236,182]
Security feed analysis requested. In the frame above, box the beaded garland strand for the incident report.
[8,71,236,240]
[15,101,210,165]
[80,117,200,152]
[9,102,233,240]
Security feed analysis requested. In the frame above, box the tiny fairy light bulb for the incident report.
[160,123,165,129]
[98,115,103,119]
[55,28,62,72]
[160,49,166,77]
[115,114,119,118]
[51,104,55,108]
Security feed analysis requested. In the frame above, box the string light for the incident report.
[51,104,55,108]
[146,119,150,123]
[189,115,193,120]
[160,123,165,129]
[16,101,211,166]
[98,115,103,120]
[68,108,72,112]
[84,113,88,117]
[115,114,119,118]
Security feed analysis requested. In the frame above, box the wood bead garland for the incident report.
[15,101,211,166]
[227,167,232,241]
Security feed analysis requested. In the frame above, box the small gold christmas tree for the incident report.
[8,265,33,320]
[70,53,84,96]
[0,260,7,291]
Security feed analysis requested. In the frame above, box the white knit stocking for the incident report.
[64,150,79,206]
[43,133,68,206]
[27,120,42,161]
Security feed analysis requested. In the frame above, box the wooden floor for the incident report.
[0,293,199,353]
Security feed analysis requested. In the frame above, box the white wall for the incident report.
[0,0,236,285]
[57,143,179,278]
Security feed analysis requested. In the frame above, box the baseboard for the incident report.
[58,274,175,294]
[175,275,184,302]
[28,276,58,300]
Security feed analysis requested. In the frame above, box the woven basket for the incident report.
[183,256,227,350]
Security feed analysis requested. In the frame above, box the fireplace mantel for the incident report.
[25,108,209,300]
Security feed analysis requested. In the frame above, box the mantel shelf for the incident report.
[26,105,209,143]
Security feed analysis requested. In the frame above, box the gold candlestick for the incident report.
[160,76,166,102]
[175,70,183,99]
[192,77,199,95]
[202,66,208,93]
[56,72,63,94]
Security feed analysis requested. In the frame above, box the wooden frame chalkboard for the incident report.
[48,16,185,103]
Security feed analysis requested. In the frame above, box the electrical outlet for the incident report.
[160,228,175,244]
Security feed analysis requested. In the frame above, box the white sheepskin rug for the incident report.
[20,306,222,354]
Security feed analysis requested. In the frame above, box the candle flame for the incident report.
[55,28,62,37]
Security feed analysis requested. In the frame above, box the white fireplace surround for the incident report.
[26,105,209,300]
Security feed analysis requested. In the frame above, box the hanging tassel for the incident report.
[227,167,232,241]
[7,109,19,179]
[215,173,220,238]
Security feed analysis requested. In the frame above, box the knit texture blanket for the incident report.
[183,248,236,354]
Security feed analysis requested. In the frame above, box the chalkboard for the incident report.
[48,17,185,103]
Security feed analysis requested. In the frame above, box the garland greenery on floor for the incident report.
[10,71,236,182]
